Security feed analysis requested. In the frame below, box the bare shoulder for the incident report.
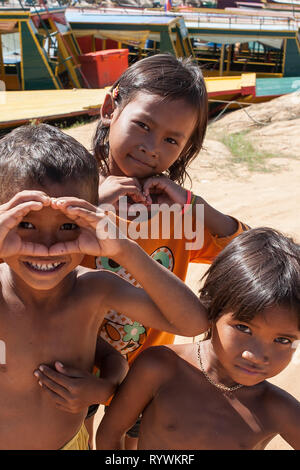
[131,346,181,381]
[75,266,124,296]
[264,381,299,407]
[263,381,300,428]
[164,342,199,369]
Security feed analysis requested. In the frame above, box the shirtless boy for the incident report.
[97,227,300,450]
[0,124,208,450]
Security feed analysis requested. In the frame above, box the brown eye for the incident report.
[274,337,291,345]
[165,137,177,145]
[60,223,78,231]
[18,222,35,229]
[235,324,251,335]
[136,121,149,131]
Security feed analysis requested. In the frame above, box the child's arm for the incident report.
[50,198,209,337]
[34,338,128,413]
[100,240,207,336]
[270,387,300,450]
[96,346,173,449]
[143,176,245,237]
[94,336,129,400]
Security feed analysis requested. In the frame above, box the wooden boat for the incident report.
[0,72,256,128]
[0,5,86,90]
[1,3,299,129]
[66,7,300,79]
[66,9,194,59]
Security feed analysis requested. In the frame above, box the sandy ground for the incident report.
[65,92,300,450]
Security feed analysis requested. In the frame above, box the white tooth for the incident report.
[28,261,62,271]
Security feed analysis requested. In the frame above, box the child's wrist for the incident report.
[111,238,137,266]
[182,190,197,214]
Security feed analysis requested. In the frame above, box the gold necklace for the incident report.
[197,341,244,393]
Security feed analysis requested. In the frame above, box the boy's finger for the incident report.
[0,202,44,242]
[49,240,81,256]
[0,191,50,211]
[37,381,69,408]
[63,206,101,229]
[50,233,101,257]
[54,361,86,379]
[52,198,97,213]
[19,242,49,257]
[6,200,44,220]
[35,367,71,396]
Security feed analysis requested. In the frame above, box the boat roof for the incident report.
[65,11,179,26]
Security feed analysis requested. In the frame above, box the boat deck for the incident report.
[0,74,257,129]
[0,88,107,129]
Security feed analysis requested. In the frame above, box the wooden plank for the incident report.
[0,75,258,128]
[0,88,108,128]
[205,73,256,95]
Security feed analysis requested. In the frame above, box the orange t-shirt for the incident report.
[82,210,249,365]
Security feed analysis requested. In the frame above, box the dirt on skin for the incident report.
[65,91,300,450]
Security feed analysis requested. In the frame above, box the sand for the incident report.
[65,92,300,450]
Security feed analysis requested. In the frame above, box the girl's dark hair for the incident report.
[199,227,300,328]
[93,53,208,186]
[0,124,99,204]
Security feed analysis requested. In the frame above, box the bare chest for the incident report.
[140,375,275,450]
[0,301,99,394]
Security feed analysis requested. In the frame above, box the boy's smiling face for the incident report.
[3,180,91,291]
[211,305,300,387]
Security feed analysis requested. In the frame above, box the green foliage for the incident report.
[221,131,284,173]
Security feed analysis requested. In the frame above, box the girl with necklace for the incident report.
[97,227,300,450]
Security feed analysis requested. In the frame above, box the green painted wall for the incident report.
[284,39,300,77]
[21,21,57,90]
[159,31,174,55]
[256,76,300,97]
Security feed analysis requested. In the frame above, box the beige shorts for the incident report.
[60,423,89,450]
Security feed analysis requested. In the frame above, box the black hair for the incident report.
[199,227,300,329]
[0,124,99,204]
[93,53,208,186]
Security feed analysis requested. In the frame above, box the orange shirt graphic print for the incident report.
[97,247,174,359]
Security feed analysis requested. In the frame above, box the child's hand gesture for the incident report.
[99,175,148,206]
[34,362,105,413]
[50,198,129,260]
[0,191,50,258]
[142,176,188,208]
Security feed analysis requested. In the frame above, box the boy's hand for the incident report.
[0,191,50,258]
[50,197,129,259]
[99,176,147,206]
[142,176,188,207]
[34,362,104,414]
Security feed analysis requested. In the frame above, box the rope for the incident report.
[209,99,269,126]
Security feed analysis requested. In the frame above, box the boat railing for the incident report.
[65,5,300,30]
